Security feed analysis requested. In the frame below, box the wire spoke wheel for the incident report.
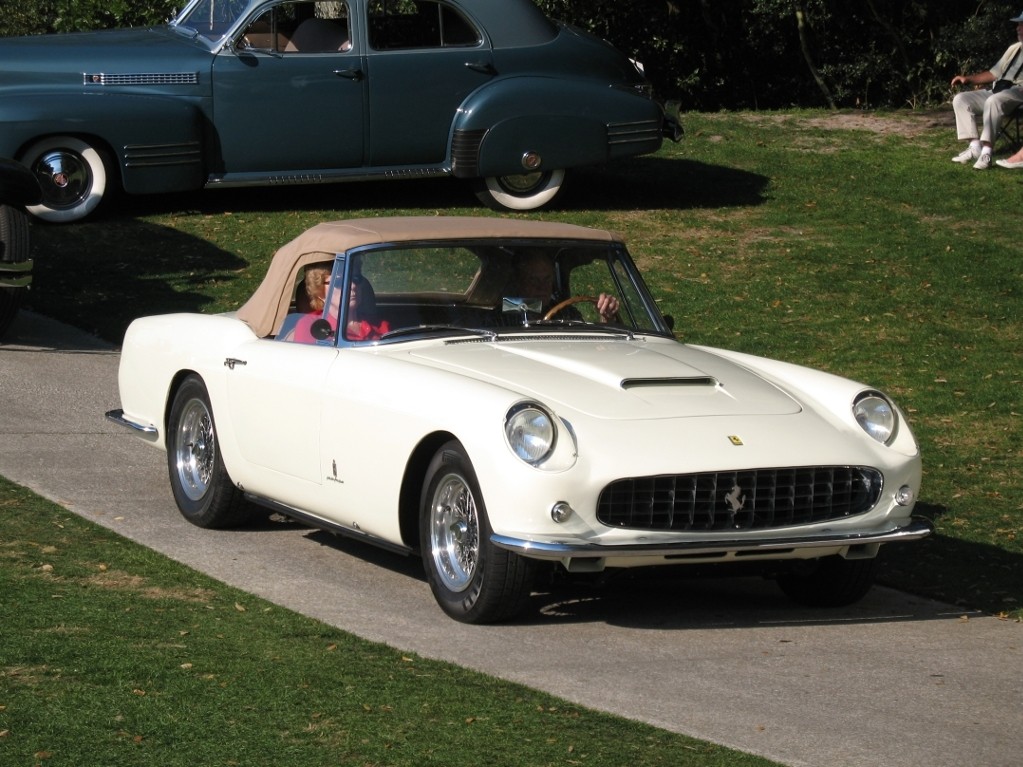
[429,472,481,593]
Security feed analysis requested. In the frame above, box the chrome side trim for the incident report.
[206,165,450,189]
[0,258,32,288]
[607,119,662,146]
[123,142,202,168]
[242,494,415,557]
[491,518,933,560]
[84,72,199,86]
[105,409,160,442]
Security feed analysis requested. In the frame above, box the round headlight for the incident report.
[505,404,556,465]
[853,391,896,445]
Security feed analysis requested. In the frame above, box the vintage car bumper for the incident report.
[492,517,933,564]
[106,408,160,442]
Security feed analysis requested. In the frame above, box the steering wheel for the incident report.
[543,295,599,320]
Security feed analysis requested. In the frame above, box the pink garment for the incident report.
[293,312,331,343]
[347,319,390,341]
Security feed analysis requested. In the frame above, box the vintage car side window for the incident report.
[367,0,481,50]
[241,1,351,53]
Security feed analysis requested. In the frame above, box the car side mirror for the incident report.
[663,314,675,331]
[310,319,335,341]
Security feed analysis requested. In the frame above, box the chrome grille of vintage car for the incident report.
[597,466,883,531]
[83,72,199,86]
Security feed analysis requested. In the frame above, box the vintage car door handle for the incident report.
[334,68,363,81]
[465,61,497,76]
[224,358,247,370]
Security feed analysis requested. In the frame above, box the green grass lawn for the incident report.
[0,477,776,767]
[3,107,1020,763]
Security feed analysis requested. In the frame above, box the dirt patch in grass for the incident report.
[736,109,954,138]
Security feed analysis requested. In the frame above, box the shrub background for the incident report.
[3,0,1020,109]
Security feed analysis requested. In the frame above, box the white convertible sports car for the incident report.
[107,216,931,623]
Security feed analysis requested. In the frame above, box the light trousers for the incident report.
[952,87,1023,143]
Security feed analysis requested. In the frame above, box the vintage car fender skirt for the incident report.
[21,136,108,223]
[474,168,566,211]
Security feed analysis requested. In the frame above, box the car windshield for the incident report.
[171,0,254,44]
[278,239,672,345]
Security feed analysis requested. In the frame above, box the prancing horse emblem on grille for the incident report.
[724,484,746,514]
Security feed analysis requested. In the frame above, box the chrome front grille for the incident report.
[597,466,883,532]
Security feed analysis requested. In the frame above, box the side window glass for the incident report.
[240,1,351,54]
[368,0,480,50]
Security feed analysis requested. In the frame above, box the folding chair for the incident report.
[997,103,1023,148]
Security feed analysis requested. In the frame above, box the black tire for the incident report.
[166,375,248,529]
[20,136,111,223]
[473,168,567,211]
[0,203,32,338]
[419,441,537,623]
[776,555,879,608]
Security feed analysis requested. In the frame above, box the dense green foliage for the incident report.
[536,0,1022,108]
[3,0,1023,108]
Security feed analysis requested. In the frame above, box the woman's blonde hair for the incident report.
[302,265,331,313]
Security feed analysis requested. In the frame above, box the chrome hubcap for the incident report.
[33,150,91,209]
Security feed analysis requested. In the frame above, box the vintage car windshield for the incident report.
[278,240,671,345]
[171,0,253,44]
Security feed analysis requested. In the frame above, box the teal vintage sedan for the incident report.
[0,0,680,222]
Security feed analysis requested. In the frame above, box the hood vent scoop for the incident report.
[621,376,718,390]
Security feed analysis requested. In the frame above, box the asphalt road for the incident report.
[1,310,1020,767]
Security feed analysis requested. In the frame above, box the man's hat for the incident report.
[1012,10,1023,22]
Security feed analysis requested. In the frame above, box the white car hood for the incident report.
[406,336,802,420]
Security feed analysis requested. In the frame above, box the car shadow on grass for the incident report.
[27,216,249,344]
[83,155,769,220]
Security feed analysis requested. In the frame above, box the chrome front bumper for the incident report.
[492,518,933,562]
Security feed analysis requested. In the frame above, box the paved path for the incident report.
[1,311,1020,767]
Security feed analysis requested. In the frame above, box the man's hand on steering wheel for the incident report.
[595,293,619,322]
[543,293,620,323]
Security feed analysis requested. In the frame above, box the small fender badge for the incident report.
[727,435,744,446]
[326,459,344,485]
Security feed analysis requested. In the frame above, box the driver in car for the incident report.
[513,252,619,323]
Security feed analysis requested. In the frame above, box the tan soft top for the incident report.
[236,216,620,338]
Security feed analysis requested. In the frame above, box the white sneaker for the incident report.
[952,146,980,163]
[974,153,993,170]
[995,158,1023,168]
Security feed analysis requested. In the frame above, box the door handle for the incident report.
[465,61,496,75]
[334,68,364,81]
